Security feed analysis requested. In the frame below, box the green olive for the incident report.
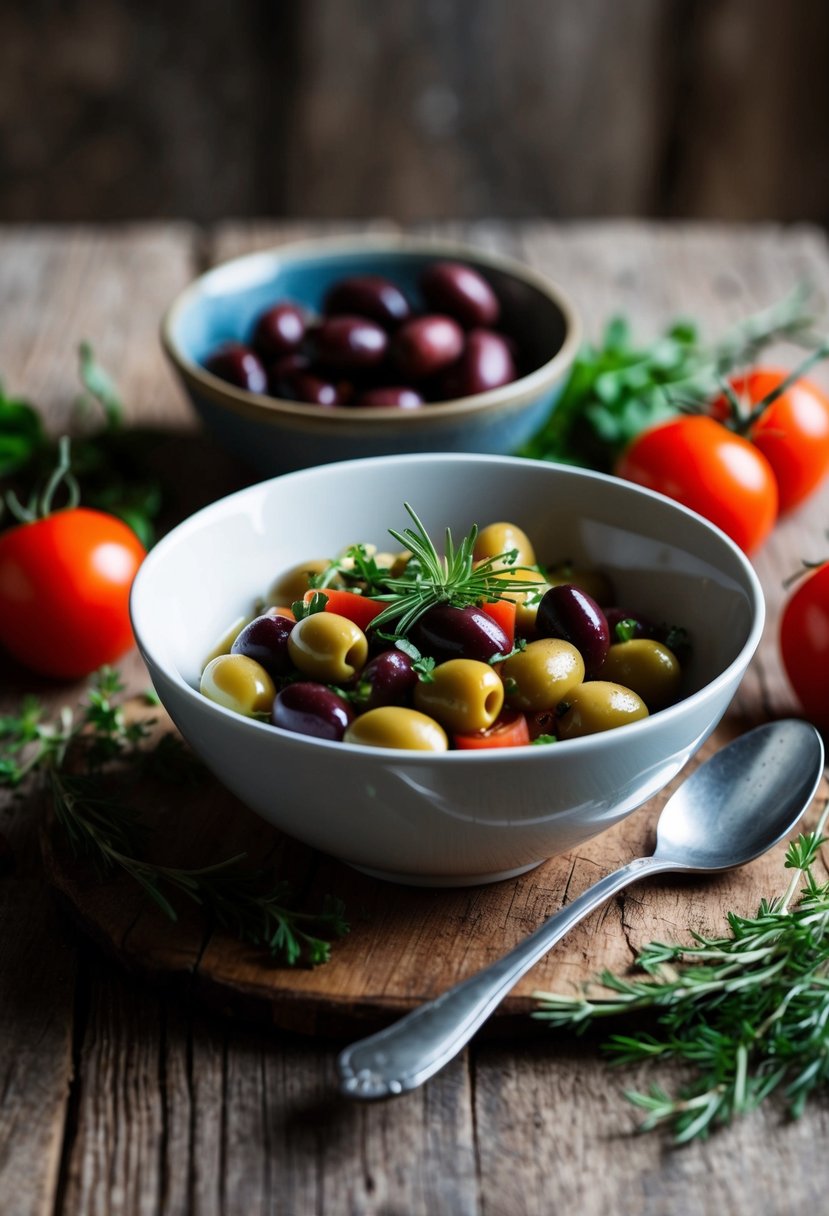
[267,558,338,605]
[344,706,449,751]
[202,614,250,667]
[288,612,368,683]
[600,640,682,711]
[474,521,537,567]
[200,653,276,716]
[545,563,613,605]
[502,638,584,711]
[413,659,504,733]
[556,680,648,739]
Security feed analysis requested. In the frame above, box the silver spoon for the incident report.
[338,719,825,1100]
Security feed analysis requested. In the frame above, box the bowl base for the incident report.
[348,858,545,888]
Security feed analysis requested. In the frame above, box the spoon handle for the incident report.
[338,854,674,1100]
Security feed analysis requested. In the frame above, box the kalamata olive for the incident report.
[267,352,310,396]
[391,315,465,380]
[200,653,275,717]
[355,386,424,408]
[501,639,584,712]
[343,706,448,751]
[204,342,267,394]
[273,681,354,741]
[309,315,388,369]
[279,368,340,407]
[536,585,610,678]
[252,303,306,358]
[600,639,682,711]
[419,261,501,329]
[413,659,504,734]
[288,612,369,683]
[231,613,294,679]
[324,275,411,329]
[555,681,649,739]
[409,604,510,664]
[441,329,516,397]
[357,649,418,709]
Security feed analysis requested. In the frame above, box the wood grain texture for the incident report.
[3,220,829,1216]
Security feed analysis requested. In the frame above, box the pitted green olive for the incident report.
[344,706,449,751]
[546,563,613,606]
[413,658,504,733]
[267,558,338,605]
[473,521,537,568]
[288,612,369,683]
[502,638,584,711]
[600,640,682,711]
[200,653,276,716]
[202,614,250,667]
[556,680,649,738]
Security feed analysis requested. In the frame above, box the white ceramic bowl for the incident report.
[130,454,764,886]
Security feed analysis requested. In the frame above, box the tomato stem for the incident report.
[732,343,829,434]
[4,435,81,524]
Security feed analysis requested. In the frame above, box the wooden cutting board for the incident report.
[39,703,828,1037]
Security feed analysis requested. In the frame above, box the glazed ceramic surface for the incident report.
[161,236,580,473]
[130,454,764,885]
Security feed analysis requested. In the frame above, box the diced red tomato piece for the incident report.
[453,710,531,750]
[303,587,384,632]
[480,597,516,647]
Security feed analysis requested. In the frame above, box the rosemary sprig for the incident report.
[0,670,348,966]
[365,503,540,636]
[533,795,829,1142]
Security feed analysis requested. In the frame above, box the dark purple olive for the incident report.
[357,649,418,709]
[273,681,354,741]
[410,604,510,664]
[391,315,465,380]
[419,261,500,329]
[355,386,424,408]
[309,315,388,369]
[204,342,267,394]
[324,275,411,329]
[278,368,340,406]
[231,614,294,679]
[536,585,610,678]
[267,352,310,396]
[440,328,516,397]
[252,303,307,358]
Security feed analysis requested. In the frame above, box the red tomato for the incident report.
[615,415,778,554]
[479,597,516,647]
[780,561,829,728]
[303,587,384,632]
[0,508,146,679]
[723,369,829,514]
[453,710,531,750]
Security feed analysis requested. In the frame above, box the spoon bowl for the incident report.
[339,720,825,1100]
[654,719,826,872]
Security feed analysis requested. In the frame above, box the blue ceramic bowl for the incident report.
[161,235,581,474]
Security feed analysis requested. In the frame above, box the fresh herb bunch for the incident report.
[522,285,823,471]
[0,670,348,966]
[312,503,540,637]
[534,795,829,1143]
[0,344,162,546]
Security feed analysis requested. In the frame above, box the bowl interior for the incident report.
[167,245,569,387]
[132,454,762,725]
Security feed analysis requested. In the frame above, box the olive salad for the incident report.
[199,507,690,751]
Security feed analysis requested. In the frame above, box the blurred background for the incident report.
[2,0,827,226]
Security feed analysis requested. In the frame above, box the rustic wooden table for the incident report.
[2,220,829,1216]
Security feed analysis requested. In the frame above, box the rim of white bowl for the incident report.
[130,453,766,762]
[160,234,583,430]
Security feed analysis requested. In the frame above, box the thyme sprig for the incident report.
[534,795,829,1142]
[0,670,347,966]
